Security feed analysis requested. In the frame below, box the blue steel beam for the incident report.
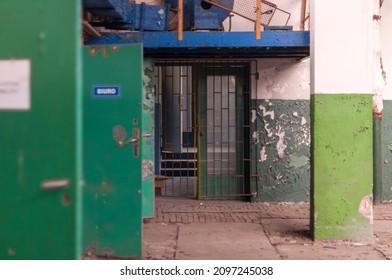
[84,0,131,22]
[86,31,310,58]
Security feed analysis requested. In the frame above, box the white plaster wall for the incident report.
[381,1,392,100]
[311,0,373,94]
[253,57,310,100]
[223,0,303,31]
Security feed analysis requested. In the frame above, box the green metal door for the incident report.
[197,64,250,199]
[0,0,82,259]
[83,45,144,258]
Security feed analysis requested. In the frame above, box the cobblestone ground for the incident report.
[150,198,309,224]
[143,198,392,260]
[145,198,392,224]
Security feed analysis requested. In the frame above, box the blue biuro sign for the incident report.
[92,85,121,98]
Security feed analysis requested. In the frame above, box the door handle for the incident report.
[40,178,70,191]
[125,136,138,145]
[112,125,140,157]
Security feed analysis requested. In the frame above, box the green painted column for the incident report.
[311,95,373,239]
[311,0,374,240]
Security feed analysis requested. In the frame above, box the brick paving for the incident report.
[146,198,392,224]
[143,199,392,260]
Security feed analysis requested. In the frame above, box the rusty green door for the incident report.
[82,44,145,258]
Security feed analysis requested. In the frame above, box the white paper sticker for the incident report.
[0,60,31,110]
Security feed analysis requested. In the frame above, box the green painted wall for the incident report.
[250,100,310,202]
[312,94,373,240]
[382,100,392,201]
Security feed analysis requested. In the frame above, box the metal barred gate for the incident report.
[155,60,256,199]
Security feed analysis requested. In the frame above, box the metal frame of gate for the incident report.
[154,60,258,200]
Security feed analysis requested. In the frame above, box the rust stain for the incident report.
[373,111,383,119]
[380,57,387,83]
[373,14,382,21]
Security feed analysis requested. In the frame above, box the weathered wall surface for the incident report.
[251,99,310,202]
[251,57,310,202]
[142,59,155,217]
[382,102,392,201]
[381,1,392,201]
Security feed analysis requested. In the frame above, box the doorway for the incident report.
[155,61,252,199]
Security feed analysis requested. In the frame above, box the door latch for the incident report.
[112,125,140,157]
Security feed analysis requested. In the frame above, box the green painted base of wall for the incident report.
[382,100,392,201]
[312,94,373,240]
[250,100,310,202]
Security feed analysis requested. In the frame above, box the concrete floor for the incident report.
[143,198,392,260]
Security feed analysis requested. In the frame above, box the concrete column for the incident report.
[310,0,374,239]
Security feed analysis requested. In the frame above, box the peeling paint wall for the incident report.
[141,59,155,217]
[381,0,392,201]
[380,0,391,100]
[251,100,310,202]
[251,57,310,202]
[254,57,310,100]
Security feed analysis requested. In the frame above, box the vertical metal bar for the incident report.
[236,63,240,196]
[237,63,241,196]
[256,0,262,40]
[197,62,201,199]
[189,63,194,197]
[185,64,189,196]
[227,69,232,196]
[164,65,168,195]
[198,61,207,199]
[170,65,174,196]
[220,66,223,197]
[255,60,259,200]
[243,63,249,197]
[179,65,183,196]
[218,64,222,197]
[178,0,184,41]
[186,64,192,197]
[248,62,251,198]
[193,63,198,198]
[213,64,216,197]
[242,63,245,197]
